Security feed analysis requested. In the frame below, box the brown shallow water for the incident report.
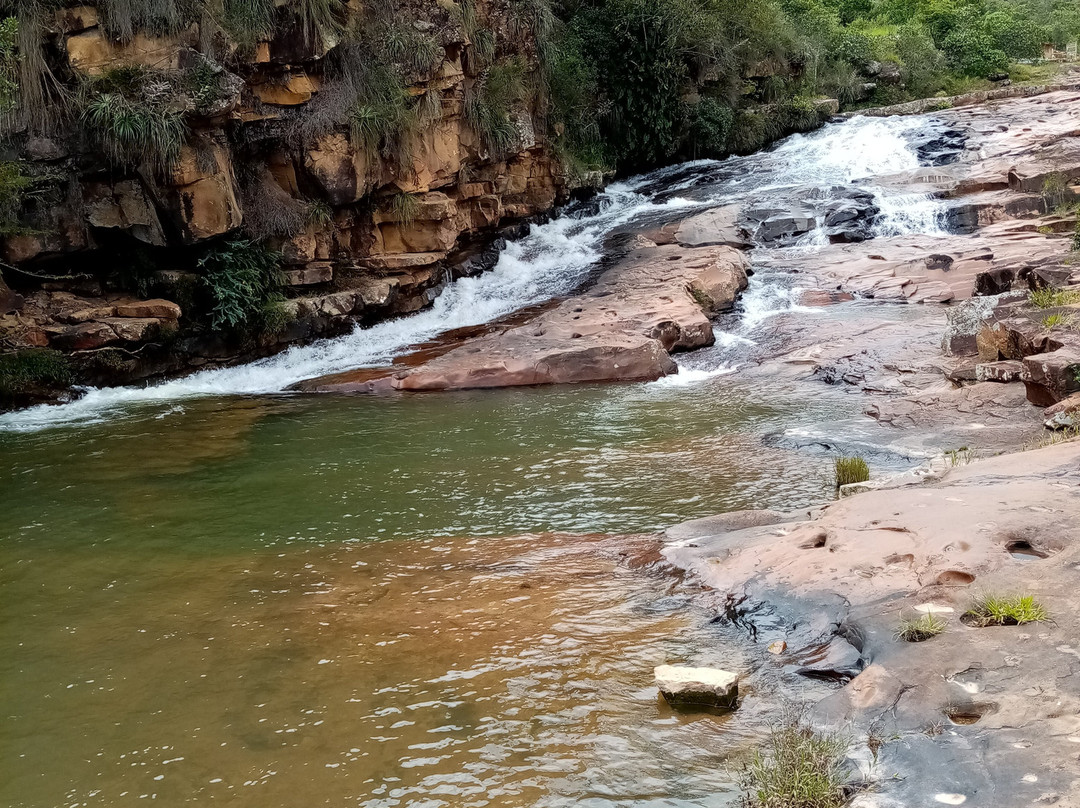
[2,531,762,807]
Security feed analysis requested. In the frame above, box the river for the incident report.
[1,113,952,806]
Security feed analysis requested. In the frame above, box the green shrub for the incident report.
[895,612,946,642]
[687,97,733,158]
[742,709,850,808]
[0,160,34,234]
[382,21,443,76]
[834,456,870,488]
[0,15,17,113]
[390,192,420,226]
[1073,218,1080,253]
[1042,172,1070,212]
[466,58,528,154]
[0,349,72,400]
[964,594,1048,626]
[941,25,1009,78]
[198,237,285,333]
[221,0,276,49]
[1041,312,1074,331]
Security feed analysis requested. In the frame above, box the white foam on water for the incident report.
[648,365,737,388]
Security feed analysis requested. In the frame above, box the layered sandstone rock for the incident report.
[303,243,749,392]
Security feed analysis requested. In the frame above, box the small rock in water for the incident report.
[767,640,786,655]
[654,664,739,709]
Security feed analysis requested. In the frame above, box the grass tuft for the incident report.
[390,192,421,226]
[945,446,976,466]
[895,612,947,642]
[964,594,1048,627]
[742,708,850,808]
[834,456,869,489]
[0,349,71,400]
[1029,287,1080,309]
[1041,312,1074,331]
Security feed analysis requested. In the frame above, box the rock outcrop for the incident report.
[300,243,749,391]
[0,0,586,398]
[664,440,1080,807]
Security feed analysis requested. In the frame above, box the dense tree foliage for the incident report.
[546,0,1080,171]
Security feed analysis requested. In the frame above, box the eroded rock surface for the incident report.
[302,244,749,391]
[665,440,1080,807]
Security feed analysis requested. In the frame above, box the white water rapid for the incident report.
[0,113,952,432]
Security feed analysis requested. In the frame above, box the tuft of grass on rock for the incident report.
[895,612,947,642]
[0,348,72,402]
[945,446,976,466]
[1041,312,1074,330]
[1030,287,1080,309]
[834,456,869,489]
[742,709,850,808]
[964,594,1048,627]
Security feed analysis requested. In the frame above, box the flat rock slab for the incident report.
[308,243,749,393]
[654,664,739,709]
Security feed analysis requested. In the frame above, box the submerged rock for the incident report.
[654,665,739,709]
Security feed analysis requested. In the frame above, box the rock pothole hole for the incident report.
[936,570,976,586]
[945,702,997,725]
[1005,540,1049,561]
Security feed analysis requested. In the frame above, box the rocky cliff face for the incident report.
[0,0,587,401]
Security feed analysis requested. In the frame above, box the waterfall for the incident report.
[0,113,952,432]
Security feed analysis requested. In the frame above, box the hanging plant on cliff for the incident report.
[198,237,288,335]
[81,66,187,175]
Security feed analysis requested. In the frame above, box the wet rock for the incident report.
[974,267,1014,296]
[975,360,1023,382]
[800,290,856,306]
[674,205,750,249]
[665,509,791,541]
[654,665,739,709]
[745,203,818,244]
[795,635,865,683]
[310,244,749,393]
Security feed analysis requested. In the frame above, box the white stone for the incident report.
[654,665,739,709]
[915,603,955,615]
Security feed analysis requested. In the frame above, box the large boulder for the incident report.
[304,131,378,205]
[674,205,751,249]
[84,179,166,246]
[976,317,1058,361]
[654,665,739,709]
[154,141,243,243]
[1022,346,1080,405]
[974,267,1014,296]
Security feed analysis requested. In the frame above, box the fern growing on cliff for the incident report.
[198,237,285,333]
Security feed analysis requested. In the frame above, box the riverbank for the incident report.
[664,437,1080,807]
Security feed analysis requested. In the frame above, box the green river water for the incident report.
[1,372,883,807]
